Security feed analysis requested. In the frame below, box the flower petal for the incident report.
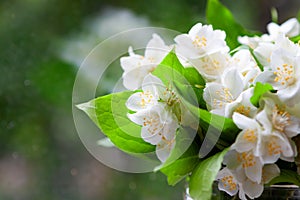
[156,138,176,162]
[145,34,170,62]
[262,164,280,184]
[242,179,264,199]
[216,168,239,196]
[232,112,258,130]
[126,92,158,111]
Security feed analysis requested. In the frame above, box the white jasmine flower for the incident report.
[174,23,229,60]
[203,68,245,116]
[255,48,300,106]
[231,112,262,153]
[274,34,300,56]
[255,110,296,163]
[127,104,178,163]
[254,34,300,70]
[267,18,300,39]
[253,42,276,69]
[156,136,176,162]
[238,34,272,49]
[121,34,170,90]
[216,168,239,196]
[225,88,257,118]
[229,49,262,87]
[260,93,300,138]
[189,51,230,82]
[230,49,257,74]
[217,164,279,200]
[126,74,180,162]
[126,74,164,111]
[238,18,300,49]
[223,150,263,183]
[128,104,178,145]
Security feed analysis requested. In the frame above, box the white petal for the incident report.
[285,115,300,137]
[122,66,153,90]
[254,71,275,86]
[253,42,276,67]
[242,179,264,199]
[232,112,258,130]
[225,88,257,118]
[203,82,234,112]
[142,74,165,97]
[223,150,240,170]
[127,112,144,126]
[281,18,300,37]
[162,119,178,141]
[262,164,280,184]
[222,69,244,99]
[260,132,294,164]
[216,168,239,196]
[267,22,280,36]
[120,53,144,71]
[156,138,176,162]
[245,156,263,183]
[126,92,157,111]
[277,80,300,107]
[141,126,162,145]
[145,34,170,62]
[255,110,273,135]
[238,187,248,200]
[174,34,200,58]
[275,132,295,158]
[188,23,205,38]
[232,129,257,153]
[190,51,229,81]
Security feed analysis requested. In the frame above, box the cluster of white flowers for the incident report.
[125,74,180,162]
[121,34,181,162]
[121,17,300,199]
[171,19,300,199]
[214,18,300,199]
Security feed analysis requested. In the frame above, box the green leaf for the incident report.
[206,0,253,49]
[78,91,155,154]
[153,50,206,108]
[249,47,264,71]
[250,82,274,107]
[189,148,229,200]
[291,34,300,43]
[159,127,200,186]
[268,169,300,186]
[186,101,239,147]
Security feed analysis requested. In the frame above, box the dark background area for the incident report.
[0,0,299,199]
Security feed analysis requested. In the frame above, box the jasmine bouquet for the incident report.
[77,0,300,199]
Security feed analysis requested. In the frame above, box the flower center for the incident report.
[193,35,207,48]
[272,105,291,132]
[139,91,155,108]
[162,87,180,107]
[273,63,295,86]
[238,152,256,168]
[200,57,222,74]
[267,139,281,156]
[243,129,257,143]
[235,105,251,116]
[143,115,163,135]
[148,57,156,63]
[215,87,234,105]
[221,175,237,191]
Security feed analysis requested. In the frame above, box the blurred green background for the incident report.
[0,0,299,199]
